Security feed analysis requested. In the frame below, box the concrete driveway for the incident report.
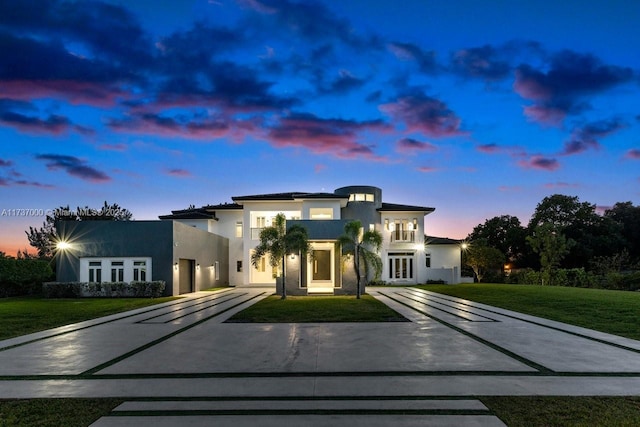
[1,287,640,426]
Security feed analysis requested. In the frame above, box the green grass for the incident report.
[482,396,640,426]
[226,294,408,323]
[0,296,179,341]
[417,283,640,340]
[0,398,123,427]
[2,397,640,426]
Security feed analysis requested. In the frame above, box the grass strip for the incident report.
[417,283,640,340]
[0,296,180,341]
[226,294,408,323]
[481,396,640,427]
[0,398,123,427]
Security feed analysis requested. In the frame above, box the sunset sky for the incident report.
[1,0,639,256]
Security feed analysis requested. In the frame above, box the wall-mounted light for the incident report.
[196,263,200,270]
[290,254,296,260]
[174,262,179,270]
[384,218,389,230]
[413,218,418,229]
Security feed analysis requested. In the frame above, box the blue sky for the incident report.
[0,0,639,255]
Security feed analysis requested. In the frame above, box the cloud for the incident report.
[108,112,231,140]
[387,42,438,74]
[498,186,522,192]
[450,45,511,81]
[165,168,192,177]
[514,50,634,125]
[518,155,560,171]
[239,0,375,48]
[321,69,366,95]
[544,182,580,189]
[416,166,438,173]
[0,110,92,135]
[0,158,13,167]
[35,154,110,182]
[625,149,640,160]
[265,112,389,160]
[561,118,625,155]
[396,138,437,153]
[98,143,128,151]
[477,143,500,153]
[380,94,464,138]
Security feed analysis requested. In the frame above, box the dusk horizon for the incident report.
[1,0,639,256]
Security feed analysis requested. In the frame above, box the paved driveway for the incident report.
[2,287,640,426]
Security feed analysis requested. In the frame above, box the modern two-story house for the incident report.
[55,185,463,296]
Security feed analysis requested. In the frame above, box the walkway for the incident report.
[1,287,640,426]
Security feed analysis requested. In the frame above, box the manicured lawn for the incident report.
[417,283,640,340]
[2,396,640,426]
[0,296,179,341]
[226,294,408,323]
[0,398,123,427]
[482,396,640,427]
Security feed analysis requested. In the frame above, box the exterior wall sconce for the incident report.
[173,262,178,270]
[196,263,200,270]
[384,218,389,230]
[290,254,296,260]
[413,218,418,229]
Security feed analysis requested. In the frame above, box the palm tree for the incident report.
[251,213,311,300]
[338,220,382,299]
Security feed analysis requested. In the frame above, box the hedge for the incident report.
[0,258,54,297]
[42,281,166,298]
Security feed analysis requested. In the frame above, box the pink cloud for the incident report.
[416,166,438,173]
[265,113,389,160]
[396,137,437,153]
[314,164,326,173]
[109,112,230,141]
[0,80,128,107]
[498,186,522,192]
[522,105,566,126]
[380,94,464,138]
[98,143,128,151]
[477,143,500,153]
[544,182,580,189]
[625,149,640,160]
[165,168,192,177]
[518,155,560,171]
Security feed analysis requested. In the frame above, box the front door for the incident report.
[308,243,334,293]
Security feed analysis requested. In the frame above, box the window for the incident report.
[310,208,333,219]
[133,261,147,281]
[89,261,102,283]
[235,221,243,238]
[257,256,266,272]
[237,260,243,273]
[214,261,220,280]
[388,252,414,280]
[349,193,374,202]
[256,216,266,228]
[391,219,415,242]
[369,224,375,232]
[111,261,124,282]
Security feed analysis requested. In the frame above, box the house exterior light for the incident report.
[56,241,71,250]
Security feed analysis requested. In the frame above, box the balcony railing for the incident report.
[251,227,264,240]
[390,230,415,243]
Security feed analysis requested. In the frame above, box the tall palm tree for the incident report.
[338,220,382,299]
[251,213,311,300]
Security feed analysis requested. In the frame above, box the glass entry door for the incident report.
[308,243,334,293]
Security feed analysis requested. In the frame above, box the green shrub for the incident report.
[0,258,54,297]
[42,281,166,298]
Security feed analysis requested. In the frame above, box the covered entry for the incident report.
[307,242,335,293]
[178,258,195,294]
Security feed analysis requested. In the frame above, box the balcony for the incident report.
[390,230,415,243]
[251,227,264,240]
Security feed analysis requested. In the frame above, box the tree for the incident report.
[526,223,575,281]
[528,194,614,268]
[467,215,528,267]
[25,202,133,259]
[251,213,311,300]
[337,220,382,299]
[465,242,505,282]
[605,202,640,262]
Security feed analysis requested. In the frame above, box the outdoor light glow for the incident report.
[56,241,71,250]
[461,243,469,250]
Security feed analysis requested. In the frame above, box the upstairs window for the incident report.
[349,193,374,202]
